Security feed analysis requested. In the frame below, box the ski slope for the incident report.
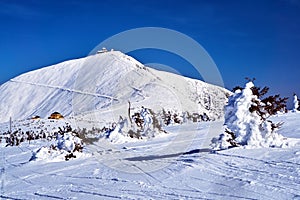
[1,112,300,199]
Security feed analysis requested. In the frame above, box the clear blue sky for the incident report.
[1,0,300,106]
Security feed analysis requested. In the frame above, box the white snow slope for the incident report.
[0,51,229,124]
[0,112,300,199]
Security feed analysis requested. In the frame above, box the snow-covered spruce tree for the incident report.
[129,106,154,138]
[211,81,288,150]
[161,109,183,125]
[293,93,299,112]
[105,106,166,143]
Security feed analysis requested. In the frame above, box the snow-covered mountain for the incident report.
[0,51,229,124]
[1,51,300,200]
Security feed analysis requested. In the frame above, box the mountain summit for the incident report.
[0,51,229,123]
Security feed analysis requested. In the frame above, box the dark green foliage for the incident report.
[4,129,48,147]
[232,86,244,92]
[65,153,76,161]
[77,131,99,145]
[128,129,142,139]
[225,129,239,147]
[148,108,163,132]
[251,86,269,98]
[3,124,86,150]
[249,86,288,120]
[132,112,144,128]
[235,79,288,120]
[235,79,288,133]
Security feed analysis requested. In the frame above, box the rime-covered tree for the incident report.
[293,93,299,112]
[211,81,288,150]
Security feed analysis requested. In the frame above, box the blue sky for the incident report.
[1,0,300,106]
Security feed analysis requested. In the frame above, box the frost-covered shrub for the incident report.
[103,105,215,143]
[161,109,182,125]
[3,129,48,146]
[293,94,299,112]
[182,111,210,123]
[31,131,84,161]
[105,107,166,143]
[211,81,288,150]
[2,122,75,147]
[105,118,131,143]
[56,132,83,153]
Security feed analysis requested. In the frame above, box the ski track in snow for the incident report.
[9,79,119,101]
[1,113,300,199]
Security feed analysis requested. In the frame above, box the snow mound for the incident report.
[211,82,289,150]
[31,132,85,162]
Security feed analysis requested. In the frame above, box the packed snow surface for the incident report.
[1,112,300,199]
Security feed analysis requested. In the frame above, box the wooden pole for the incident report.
[9,117,12,133]
[128,101,132,125]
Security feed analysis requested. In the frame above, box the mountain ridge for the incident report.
[0,51,230,124]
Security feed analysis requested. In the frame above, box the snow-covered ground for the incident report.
[1,112,300,199]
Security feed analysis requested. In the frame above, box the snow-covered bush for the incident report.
[56,132,83,153]
[186,112,210,123]
[211,81,288,150]
[105,106,166,143]
[31,131,84,161]
[293,94,299,112]
[161,109,182,125]
[160,110,209,124]
[100,100,217,144]
[105,118,131,143]
[2,120,75,147]
[103,105,216,143]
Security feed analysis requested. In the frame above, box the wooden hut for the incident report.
[31,115,41,120]
[48,112,64,120]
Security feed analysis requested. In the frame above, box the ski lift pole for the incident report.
[9,117,12,133]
